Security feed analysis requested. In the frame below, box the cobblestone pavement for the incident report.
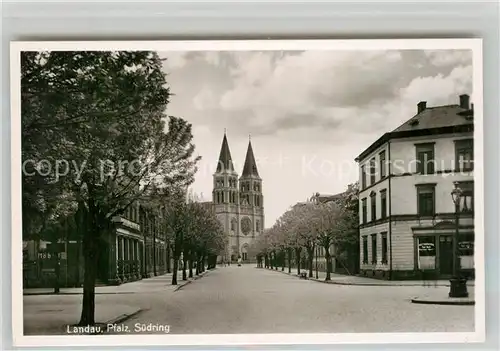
[117,264,475,334]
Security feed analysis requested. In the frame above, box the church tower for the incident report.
[212,132,265,262]
[238,137,265,260]
[213,132,240,261]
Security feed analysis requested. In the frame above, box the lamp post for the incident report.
[449,182,469,298]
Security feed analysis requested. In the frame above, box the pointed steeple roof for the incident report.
[216,131,235,173]
[241,139,259,177]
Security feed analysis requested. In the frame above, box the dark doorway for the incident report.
[439,235,453,275]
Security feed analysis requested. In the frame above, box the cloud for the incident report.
[159,49,474,227]
[400,65,473,107]
[162,51,189,71]
[193,86,219,111]
[424,50,472,67]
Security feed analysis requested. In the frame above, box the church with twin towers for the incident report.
[211,131,265,262]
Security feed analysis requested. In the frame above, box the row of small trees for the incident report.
[251,184,359,280]
[21,51,217,326]
[157,192,226,285]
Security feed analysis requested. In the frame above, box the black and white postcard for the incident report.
[11,39,484,347]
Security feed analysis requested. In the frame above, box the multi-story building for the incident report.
[23,202,171,288]
[355,94,474,280]
[206,132,265,262]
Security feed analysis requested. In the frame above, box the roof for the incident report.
[311,192,344,204]
[241,140,260,177]
[216,133,235,173]
[356,103,474,162]
[391,105,472,133]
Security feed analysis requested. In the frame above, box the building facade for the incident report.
[23,203,171,288]
[355,94,474,280]
[211,132,265,262]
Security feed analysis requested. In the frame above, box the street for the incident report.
[116,265,474,334]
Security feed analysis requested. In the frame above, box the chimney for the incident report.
[417,101,427,114]
[459,94,470,109]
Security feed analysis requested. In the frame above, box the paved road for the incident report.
[117,265,474,334]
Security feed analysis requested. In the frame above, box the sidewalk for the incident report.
[23,270,210,335]
[24,270,207,295]
[264,267,475,287]
[24,296,142,335]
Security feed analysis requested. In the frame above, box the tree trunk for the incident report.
[324,245,332,281]
[166,244,171,274]
[79,249,97,326]
[287,249,292,273]
[171,255,179,285]
[182,253,188,280]
[295,247,302,274]
[188,252,194,278]
[307,247,314,278]
[78,221,99,327]
[281,251,285,271]
[195,252,200,275]
[200,254,205,272]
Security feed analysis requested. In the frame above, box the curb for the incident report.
[173,280,192,292]
[263,268,475,287]
[411,297,475,306]
[24,292,136,296]
[173,270,211,291]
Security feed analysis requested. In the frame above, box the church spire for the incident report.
[216,131,235,173]
[241,139,259,177]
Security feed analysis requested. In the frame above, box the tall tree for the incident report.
[314,201,344,281]
[21,51,200,326]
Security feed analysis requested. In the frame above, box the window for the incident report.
[458,181,474,212]
[370,192,376,222]
[380,190,387,219]
[418,236,436,270]
[371,234,377,264]
[256,220,260,232]
[379,150,387,178]
[416,143,435,174]
[361,198,367,224]
[361,165,367,189]
[381,232,388,264]
[459,233,474,257]
[362,236,368,264]
[455,139,473,172]
[231,219,236,231]
[370,158,376,184]
[416,184,435,216]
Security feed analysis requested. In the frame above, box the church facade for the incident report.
[212,132,265,262]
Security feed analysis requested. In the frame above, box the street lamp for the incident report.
[449,182,469,298]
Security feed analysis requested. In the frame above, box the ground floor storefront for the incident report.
[23,227,172,289]
[359,219,475,280]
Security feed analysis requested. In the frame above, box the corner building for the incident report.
[355,94,474,280]
[213,133,265,262]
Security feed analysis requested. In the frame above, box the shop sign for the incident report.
[459,241,474,250]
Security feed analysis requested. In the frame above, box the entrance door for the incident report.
[439,236,453,275]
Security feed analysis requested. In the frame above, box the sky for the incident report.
[158,49,473,228]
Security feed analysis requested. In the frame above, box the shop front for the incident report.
[413,220,474,279]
